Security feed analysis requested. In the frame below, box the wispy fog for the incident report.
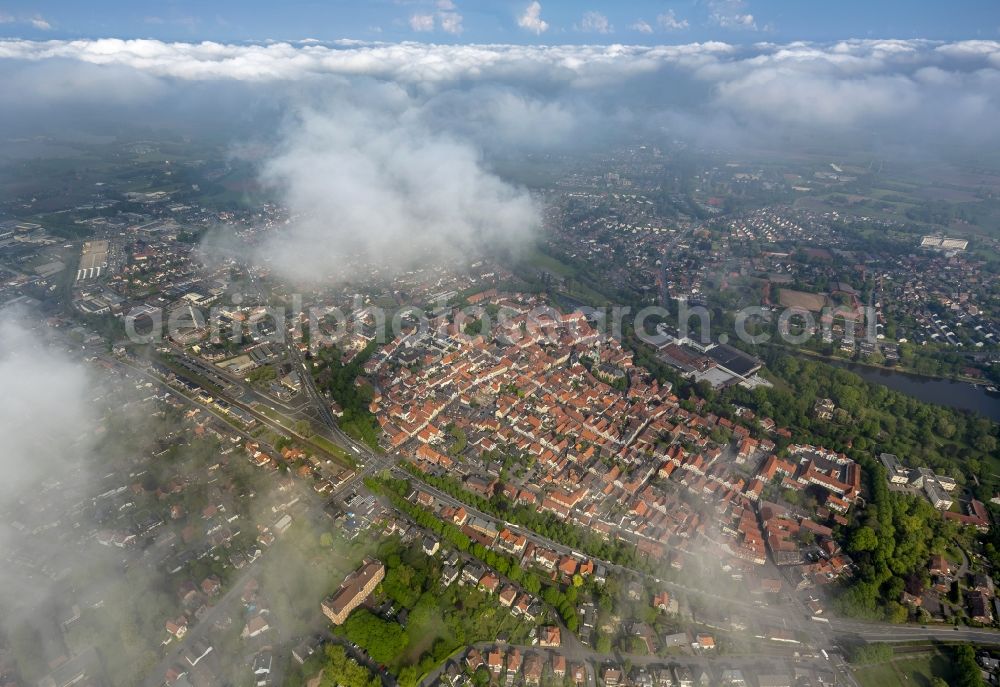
[0,312,96,502]
[253,86,540,282]
[0,311,102,673]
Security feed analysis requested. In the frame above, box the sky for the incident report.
[0,0,999,44]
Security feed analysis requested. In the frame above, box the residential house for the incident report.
[242,613,270,639]
[538,625,561,647]
[523,653,543,685]
[602,667,622,687]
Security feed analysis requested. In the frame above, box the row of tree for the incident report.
[400,463,648,572]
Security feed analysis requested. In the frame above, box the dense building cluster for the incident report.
[366,292,863,591]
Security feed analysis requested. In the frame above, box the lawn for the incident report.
[308,434,356,467]
[517,246,612,305]
[854,653,953,687]
[399,604,446,665]
[519,244,580,279]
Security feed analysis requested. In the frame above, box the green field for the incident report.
[517,244,612,306]
[519,244,580,278]
[308,434,356,467]
[854,653,953,687]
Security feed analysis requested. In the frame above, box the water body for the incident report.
[826,359,1000,422]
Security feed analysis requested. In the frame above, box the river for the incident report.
[825,359,1000,422]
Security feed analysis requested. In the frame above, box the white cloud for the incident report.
[254,90,539,283]
[409,2,462,36]
[631,20,653,34]
[409,13,435,32]
[439,10,463,35]
[0,12,52,29]
[579,11,612,34]
[2,37,1000,149]
[518,1,549,35]
[657,10,689,31]
[708,0,757,30]
[422,85,582,149]
[715,67,918,127]
[0,37,732,86]
[0,314,96,502]
[934,39,1000,60]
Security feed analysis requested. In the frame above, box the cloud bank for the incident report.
[2,37,999,137]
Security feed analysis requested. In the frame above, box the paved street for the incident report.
[416,639,837,687]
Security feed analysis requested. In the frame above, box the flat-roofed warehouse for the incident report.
[705,344,762,378]
[321,558,384,625]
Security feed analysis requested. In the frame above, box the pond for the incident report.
[826,359,1000,422]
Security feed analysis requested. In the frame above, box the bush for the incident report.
[847,643,893,665]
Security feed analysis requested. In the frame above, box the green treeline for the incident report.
[312,342,381,448]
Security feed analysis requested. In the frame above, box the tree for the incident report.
[954,645,986,687]
[543,587,561,607]
[471,666,490,687]
[849,526,878,553]
[340,610,408,666]
[848,643,893,665]
[975,435,997,454]
[317,646,379,687]
[885,601,909,624]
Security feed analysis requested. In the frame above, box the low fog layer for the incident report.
[0,313,96,501]
[0,312,100,646]
[2,38,1000,146]
[255,89,540,282]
